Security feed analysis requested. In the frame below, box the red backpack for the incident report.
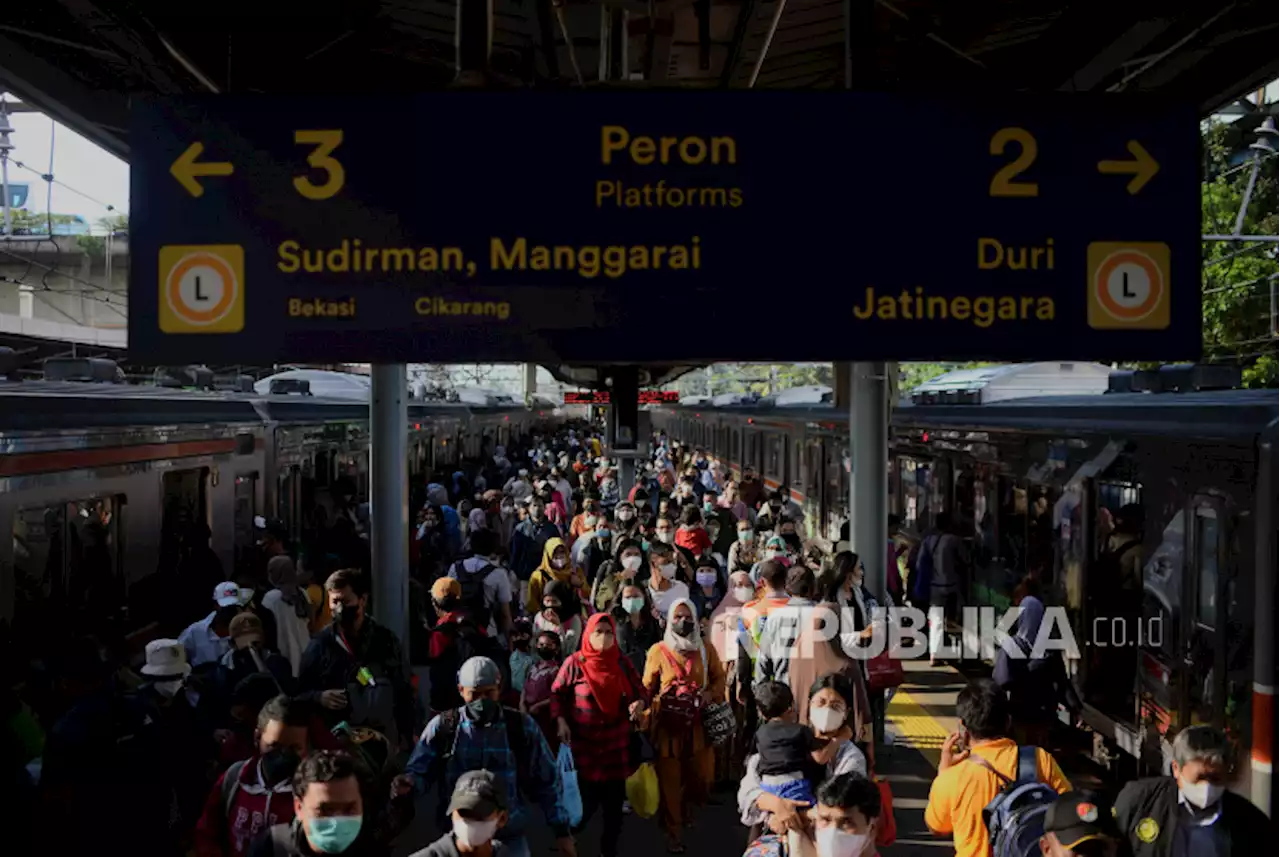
[657,644,703,729]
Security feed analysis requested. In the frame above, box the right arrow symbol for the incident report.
[1098,140,1159,195]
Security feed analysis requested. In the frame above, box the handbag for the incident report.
[865,648,905,693]
[702,699,736,746]
[873,772,897,846]
[656,644,703,729]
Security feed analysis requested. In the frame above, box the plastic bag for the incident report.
[557,744,584,827]
[625,762,659,819]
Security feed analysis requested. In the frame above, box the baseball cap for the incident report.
[213,581,242,607]
[431,577,461,603]
[457,656,502,689]
[1043,791,1121,850]
[447,770,507,817]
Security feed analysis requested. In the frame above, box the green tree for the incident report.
[1200,121,1278,387]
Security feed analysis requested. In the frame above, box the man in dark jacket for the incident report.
[1115,725,1271,857]
[508,499,561,585]
[297,570,415,752]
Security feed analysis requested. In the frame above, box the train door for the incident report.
[233,473,258,573]
[1179,495,1229,731]
[808,439,826,537]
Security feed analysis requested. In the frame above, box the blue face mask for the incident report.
[595,529,610,540]
[306,815,363,853]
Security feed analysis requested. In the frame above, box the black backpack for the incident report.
[453,559,496,628]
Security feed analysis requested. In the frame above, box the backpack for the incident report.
[910,534,938,603]
[453,559,497,628]
[429,706,529,817]
[220,759,250,816]
[972,745,1059,857]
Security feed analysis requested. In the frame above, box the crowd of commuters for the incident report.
[2,419,1268,857]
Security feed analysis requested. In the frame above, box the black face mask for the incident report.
[536,647,558,661]
[261,746,302,785]
[512,636,530,651]
[333,603,360,632]
[673,619,695,638]
[466,697,501,724]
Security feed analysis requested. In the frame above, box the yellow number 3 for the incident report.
[294,130,345,200]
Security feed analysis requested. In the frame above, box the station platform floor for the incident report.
[392,659,1103,857]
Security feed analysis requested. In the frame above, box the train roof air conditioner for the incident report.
[44,357,124,383]
[269,378,313,396]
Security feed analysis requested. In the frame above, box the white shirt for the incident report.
[450,555,513,636]
[178,613,231,667]
[262,589,312,677]
[648,579,690,621]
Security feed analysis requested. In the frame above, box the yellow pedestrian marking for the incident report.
[886,687,952,766]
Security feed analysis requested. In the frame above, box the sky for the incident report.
[2,92,130,226]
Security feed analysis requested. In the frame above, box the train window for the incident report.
[12,496,124,657]
[766,433,781,482]
[1193,507,1219,629]
[234,473,259,572]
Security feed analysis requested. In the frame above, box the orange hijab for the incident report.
[579,613,626,719]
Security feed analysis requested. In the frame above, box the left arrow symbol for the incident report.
[170,142,234,197]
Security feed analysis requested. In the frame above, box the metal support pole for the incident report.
[848,361,889,601]
[1251,419,1278,816]
[523,362,538,407]
[370,363,409,644]
[618,457,637,498]
[456,0,494,84]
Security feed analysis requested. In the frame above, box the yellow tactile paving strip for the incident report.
[886,687,953,766]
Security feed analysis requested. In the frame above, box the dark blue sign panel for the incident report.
[129,94,1199,364]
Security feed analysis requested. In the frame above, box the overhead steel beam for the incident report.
[56,0,186,92]
[1060,19,1171,91]
[0,35,129,159]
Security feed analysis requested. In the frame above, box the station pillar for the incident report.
[610,366,641,496]
[1252,420,1278,816]
[370,363,409,644]
[523,363,537,407]
[844,361,890,602]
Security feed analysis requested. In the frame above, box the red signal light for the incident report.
[922,431,930,442]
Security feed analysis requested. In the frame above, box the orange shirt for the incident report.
[924,738,1072,857]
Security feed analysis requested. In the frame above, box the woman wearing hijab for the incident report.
[526,537,588,616]
[642,598,727,853]
[463,507,488,554]
[551,614,649,857]
[415,502,451,581]
[534,579,586,654]
[261,555,314,676]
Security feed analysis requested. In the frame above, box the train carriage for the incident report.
[0,367,537,669]
[650,363,1278,802]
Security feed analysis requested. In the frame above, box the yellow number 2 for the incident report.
[293,130,345,200]
[989,128,1038,198]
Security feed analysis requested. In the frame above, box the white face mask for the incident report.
[815,826,871,857]
[622,554,643,572]
[154,679,185,699]
[453,816,500,848]
[763,549,779,561]
[1180,779,1225,809]
[656,531,674,544]
[659,563,677,580]
[551,558,567,570]
[733,586,755,603]
[810,705,846,734]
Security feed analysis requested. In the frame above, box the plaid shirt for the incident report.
[404,707,569,839]
[549,654,648,783]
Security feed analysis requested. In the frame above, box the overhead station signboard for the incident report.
[564,391,679,405]
[129,94,1199,364]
